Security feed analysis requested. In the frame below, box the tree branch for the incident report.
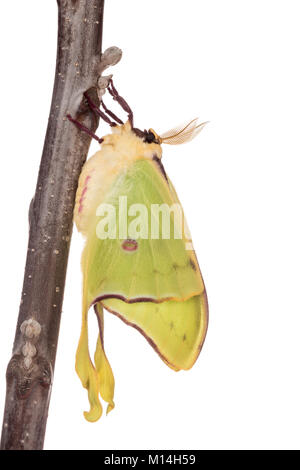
[1,0,110,450]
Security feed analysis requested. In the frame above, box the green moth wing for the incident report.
[84,159,205,303]
[77,157,208,421]
[101,294,208,371]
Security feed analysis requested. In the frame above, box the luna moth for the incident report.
[68,80,208,422]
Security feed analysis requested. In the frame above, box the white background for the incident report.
[0,0,299,450]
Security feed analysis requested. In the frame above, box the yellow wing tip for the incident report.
[83,400,115,422]
[106,402,115,415]
[83,403,103,422]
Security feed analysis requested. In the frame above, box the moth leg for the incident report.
[101,100,124,125]
[66,114,103,144]
[108,78,134,127]
[83,92,117,127]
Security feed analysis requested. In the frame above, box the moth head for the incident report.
[132,118,208,154]
[144,129,162,145]
[131,128,162,145]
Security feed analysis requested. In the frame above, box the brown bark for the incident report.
[1,0,105,450]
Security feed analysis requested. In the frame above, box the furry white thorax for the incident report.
[74,121,162,235]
